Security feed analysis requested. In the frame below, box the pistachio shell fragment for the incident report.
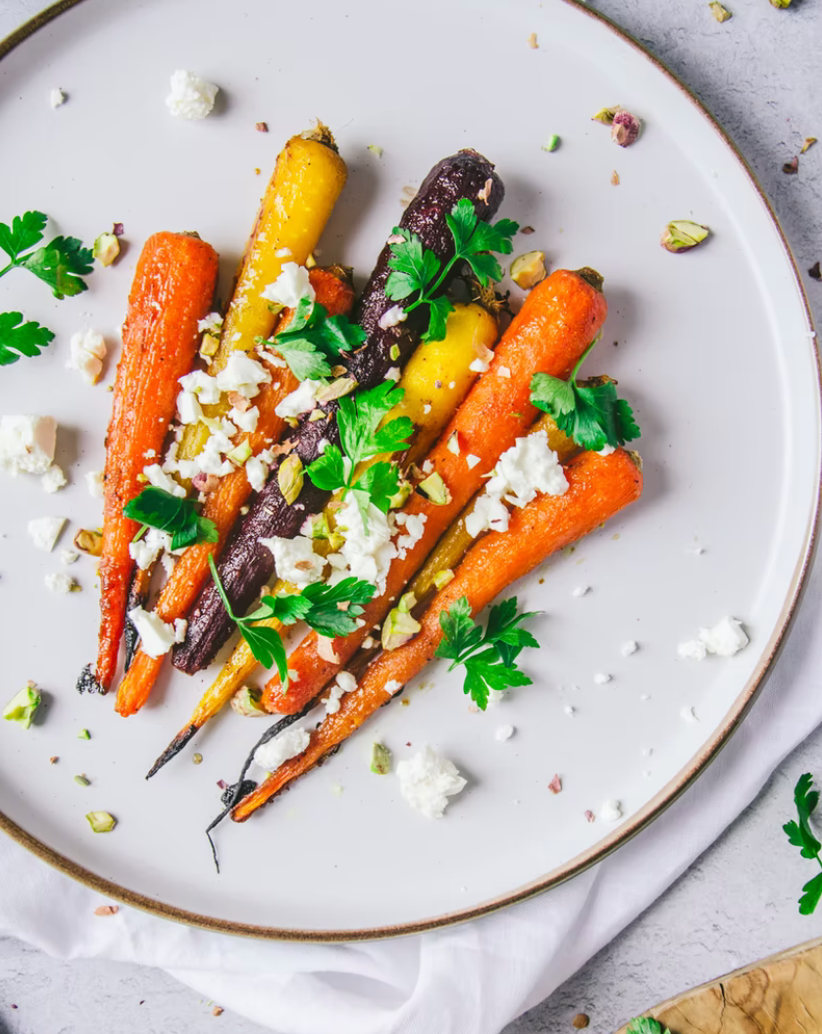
[511,251,547,290]
[660,220,711,253]
[315,377,357,404]
[307,512,331,539]
[277,454,304,505]
[74,528,103,557]
[86,811,116,833]
[769,0,792,7]
[611,111,641,147]
[227,441,252,466]
[801,137,817,154]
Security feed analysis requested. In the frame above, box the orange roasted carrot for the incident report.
[233,447,643,821]
[262,267,607,714]
[91,232,219,693]
[114,268,355,717]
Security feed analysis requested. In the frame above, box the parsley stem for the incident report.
[0,263,12,280]
[208,554,239,624]
[568,334,602,383]
[131,524,148,543]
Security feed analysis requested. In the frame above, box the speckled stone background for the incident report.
[1,1,821,1032]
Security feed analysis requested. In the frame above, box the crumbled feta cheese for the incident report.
[678,616,748,660]
[129,527,172,570]
[254,727,310,772]
[176,390,203,425]
[324,680,345,714]
[495,724,514,741]
[177,430,234,478]
[178,370,222,405]
[143,464,186,498]
[41,465,67,493]
[395,512,427,560]
[198,312,223,335]
[0,415,56,476]
[49,87,66,108]
[621,640,638,656]
[261,263,315,309]
[85,470,104,498]
[423,403,432,415]
[331,495,398,593]
[384,680,403,696]
[465,454,481,469]
[317,635,340,664]
[680,705,699,723]
[215,352,271,399]
[160,552,175,577]
[564,705,576,717]
[598,444,616,457]
[67,329,107,385]
[245,455,269,492]
[600,799,622,822]
[378,305,408,330]
[165,69,218,120]
[593,672,611,685]
[27,516,67,552]
[275,378,326,420]
[60,550,79,565]
[572,585,590,598]
[469,357,490,373]
[260,534,325,588]
[128,606,177,656]
[385,367,401,382]
[465,492,511,538]
[396,746,467,819]
[497,366,511,378]
[230,405,259,433]
[447,434,460,456]
[174,618,188,643]
[487,430,568,508]
[362,636,376,650]
[45,572,76,593]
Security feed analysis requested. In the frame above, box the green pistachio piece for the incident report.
[315,377,358,404]
[74,528,103,556]
[277,454,304,505]
[389,343,400,361]
[660,220,711,253]
[3,682,41,729]
[511,251,547,289]
[591,105,621,125]
[388,478,413,510]
[708,2,732,20]
[418,471,451,506]
[370,742,392,775]
[381,607,422,651]
[397,591,417,614]
[78,728,91,740]
[307,512,331,540]
[769,0,792,7]
[227,441,253,466]
[432,569,455,591]
[86,811,116,833]
[93,232,120,267]
[230,686,267,717]
[542,134,560,152]
[200,332,220,357]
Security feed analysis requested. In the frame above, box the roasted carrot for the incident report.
[86,232,219,694]
[232,447,643,821]
[146,302,500,771]
[176,127,348,467]
[262,267,608,714]
[115,268,355,719]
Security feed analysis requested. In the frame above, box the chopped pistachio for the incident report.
[660,220,711,253]
[418,471,451,505]
[801,137,817,154]
[49,756,59,764]
[308,512,331,539]
[77,728,91,740]
[611,111,641,147]
[769,0,792,7]
[227,441,252,466]
[305,252,317,269]
[389,343,400,361]
[277,454,304,505]
[511,251,547,289]
[316,377,357,403]
[370,742,392,775]
[230,686,267,717]
[388,478,413,509]
[74,528,103,557]
[93,232,120,267]
[592,105,621,125]
[447,431,460,455]
[3,682,41,729]
[367,143,384,158]
[327,530,345,551]
[308,408,326,422]
[709,2,732,20]
[610,170,620,186]
[527,31,538,48]
[381,606,422,650]
[397,591,417,614]
[192,753,203,765]
[74,774,90,786]
[542,134,560,152]
[432,569,455,590]
[200,332,220,357]
[86,811,116,833]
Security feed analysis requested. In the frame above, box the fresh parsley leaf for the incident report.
[625,1019,671,1034]
[271,297,365,382]
[305,443,348,493]
[243,623,289,683]
[123,486,218,550]
[20,235,94,299]
[784,772,822,914]
[300,576,376,638]
[354,461,400,513]
[0,311,54,366]
[245,593,313,627]
[531,337,641,451]
[386,199,519,343]
[435,595,538,710]
[0,211,47,262]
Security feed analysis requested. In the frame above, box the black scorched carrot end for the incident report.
[145,724,199,779]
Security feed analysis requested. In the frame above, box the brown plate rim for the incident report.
[0,0,819,943]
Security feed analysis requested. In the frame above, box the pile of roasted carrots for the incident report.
[79,123,644,845]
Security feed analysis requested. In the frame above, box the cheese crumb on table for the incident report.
[49,88,66,108]
[621,640,638,657]
[593,672,611,685]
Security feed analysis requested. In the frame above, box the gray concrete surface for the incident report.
[1,0,821,1032]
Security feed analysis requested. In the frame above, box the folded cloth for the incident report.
[2,551,821,1034]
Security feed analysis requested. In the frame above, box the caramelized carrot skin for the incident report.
[96,232,219,692]
[234,448,643,821]
[114,269,355,717]
[262,268,608,714]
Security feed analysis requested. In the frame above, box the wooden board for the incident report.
[616,936,822,1033]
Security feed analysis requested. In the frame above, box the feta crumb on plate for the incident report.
[0,415,56,476]
[495,724,514,741]
[60,550,79,565]
[41,465,67,493]
[571,585,590,598]
[621,640,638,657]
[45,572,76,593]
[593,672,611,685]
[49,87,66,108]
[85,470,104,499]
[396,746,467,819]
[27,516,66,553]
[677,615,749,660]
[599,799,622,822]
[165,69,218,120]
[67,329,106,384]
[680,705,699,723]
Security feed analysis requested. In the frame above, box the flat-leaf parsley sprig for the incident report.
[386,198,518,342]
[435,596,539,710]
[263,295,366,382]
[530,336,641,452]
[123,486,219,551]
[208,555,375,686]
[306,380,413,517]
[626,1018,672,1034]
[0,210,93,367]
[783,772,822,915]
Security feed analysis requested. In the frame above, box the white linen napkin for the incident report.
[2,544,821,1034]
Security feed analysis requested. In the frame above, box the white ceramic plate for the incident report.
[0,0,818,940]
